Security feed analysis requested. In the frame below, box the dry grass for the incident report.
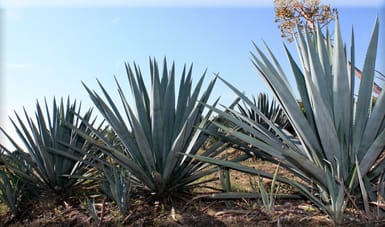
[0,149,384,226]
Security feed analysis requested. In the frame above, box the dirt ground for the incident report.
[0,192,335,226]
[1,187,377,227]
[0,154,384,226]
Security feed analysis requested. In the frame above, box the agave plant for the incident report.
[0,168,25,215]
[0,97,101,193]
[250,164,280,215]
[101,164,131,216]
[190,18,385,224]
[80,58,223,200]
[237,93,291,133]
[0,149,39,215]
[81,196,100,223]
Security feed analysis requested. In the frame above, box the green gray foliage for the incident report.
[0,169,24,215]
[81,58,222,199]
[81,197,100,223]
[252,164,280,215]
[237,93,290,133]
[0,98,101,193]
[102,164,131,216]
[190,17,385,224]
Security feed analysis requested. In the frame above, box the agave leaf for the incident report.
[124,64,151,138]
[0,170,24,215]
[124,100,155,173]
[207,80,321,170]
[262,41,290,88]
[250,53,323,156]
[332,18,351,150]
[186,153,290,185]
[303,26,332,114]
[283,44,316,133]
[63,121,156,189]
[206,192,301,200]
[360,128,385,176]
[102,164,131,216]
[347,28,356,165]
[307,75,341,163]
[361,86,385,151]
[210,120,328,188]
[296,26,341,164]
[175,65,193,131]
[221,106,282,148]
[162,63,176,167]
[150,59,163,167]
[269,164,280,204]
[257,173,270,212]
[230,101,297,153]
[187,153,330,215]
[83,83,143,164]
[163,108,199,180]
[355,156,371,216]
[354,18,379,157]
[316,25,333,100]
[11,112,36,157]
[48,145,103,170]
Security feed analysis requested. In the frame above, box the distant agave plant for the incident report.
[0,98,101,193]
[190,18,385,224]
[81,58,222,200]
[236,93,292,134]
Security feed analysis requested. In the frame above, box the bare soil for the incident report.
[0,152,383,226]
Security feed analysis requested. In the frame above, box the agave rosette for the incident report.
[0,98,101,193]
[190,18,385,223]
[81,58,223,198]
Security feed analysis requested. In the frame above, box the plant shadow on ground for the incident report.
[1,151,383,227]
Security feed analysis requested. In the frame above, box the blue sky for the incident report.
[1,2,385,146]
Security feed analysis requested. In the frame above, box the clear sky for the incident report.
[1,2,385,147]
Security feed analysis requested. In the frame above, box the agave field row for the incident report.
[1,18,385,225]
